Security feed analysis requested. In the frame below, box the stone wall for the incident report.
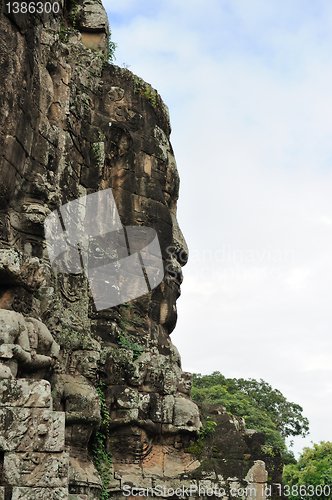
[0,1,283,498]
[0,379,68,498]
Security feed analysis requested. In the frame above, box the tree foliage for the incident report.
[192,371,309,462]
[283,441,332,500]
[108,30,117,63]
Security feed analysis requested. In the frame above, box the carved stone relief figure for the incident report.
[0,288,59,380]
[51,349,102,493]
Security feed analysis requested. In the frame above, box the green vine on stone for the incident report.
[118,329,143,360]
[199,416,217,438]
[93,382,112,500]
[117,305,144,360]
[108,30,117,63]
[70,0,78,28]
[186,416,217,456]
[133,74,158,108]
[59,20,69,43]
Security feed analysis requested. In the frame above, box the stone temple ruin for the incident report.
[0,1,283,498]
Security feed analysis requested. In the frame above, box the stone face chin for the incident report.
[0,1,283,498]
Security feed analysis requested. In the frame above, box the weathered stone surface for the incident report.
[77,0,109,31]
[113,463,152,489]
[0,0,284,496]
[11,488,68,500]
[0,408,65,452]
[0,486,4,500]
[0,248,51,292]
[245,460,269,483]
[173,396,201,432]
[244,461,269,500]
[51,350,101,486]
[0,380,52,408]
[4,452,69,487]
[68,495,89,500]
[163,448,200,477]
[68,456,102,489]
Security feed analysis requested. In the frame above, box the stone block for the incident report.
[163,448,200,478]
[3,135,26,175]
[0,486,4,500]
[11,487,69,499]
[117,387,139,409]
[0,408,65,452]
[115,408,139,422]
[162,395,174,423]
[0,157,16,204]
[114,463,151,488]
[141,445,164,478]
[106,475,122,492]
[0,379,52,408]
[150,394,162,423]
[4,452,69,487]
[138,393,150,413]
[68,456,102,489]
[173,396,201,432]
[245,460,268,483]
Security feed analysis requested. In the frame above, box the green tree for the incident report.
[192,372,309,463]
[108,30,117,63]
[283,441,332,500]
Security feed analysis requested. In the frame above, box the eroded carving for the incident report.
[51,349,102,491]
[0,290,59,380]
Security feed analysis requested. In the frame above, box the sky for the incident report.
[103,0,332,457]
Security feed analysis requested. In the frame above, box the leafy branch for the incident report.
[186,416,217,456]
[199,416,217,438]
[108,30,117,63]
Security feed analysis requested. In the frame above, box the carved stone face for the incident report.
[0,7,201,496]
[127,154,188,336]
[93,70,189,342]
[69,350,100,382]
[177,372,193,396]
